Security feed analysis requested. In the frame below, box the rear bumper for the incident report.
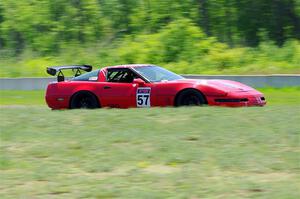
[45,83,70,109]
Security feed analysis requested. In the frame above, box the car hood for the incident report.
[176,78,255,92]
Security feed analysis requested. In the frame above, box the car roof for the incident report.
[103,64,156,70]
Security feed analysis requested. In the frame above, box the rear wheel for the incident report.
[175,89,206,106]
[70,91,100,109]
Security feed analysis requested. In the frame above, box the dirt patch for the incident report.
[155,116,188,124]
[66,166,131,179]
[253,172,294,182]
[143,165,179,174]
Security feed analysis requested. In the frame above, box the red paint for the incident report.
[45,65,266,109]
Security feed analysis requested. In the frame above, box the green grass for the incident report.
[1,87,300,106]
[0,88,300,198]
[0,90,46,105]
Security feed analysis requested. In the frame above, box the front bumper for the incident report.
[207,91,267,107]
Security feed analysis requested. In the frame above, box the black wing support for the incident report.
[46,65,93,82]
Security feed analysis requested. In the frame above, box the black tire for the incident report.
[70,91,100,109]
[175,89,206,106]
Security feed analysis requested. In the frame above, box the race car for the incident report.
[45,64,266,109]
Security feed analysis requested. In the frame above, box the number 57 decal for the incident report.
[136,87,151,107]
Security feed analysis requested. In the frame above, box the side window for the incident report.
[72,70,99,81]
[107,69,136,83]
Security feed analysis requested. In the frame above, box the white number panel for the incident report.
[136,87,151,107]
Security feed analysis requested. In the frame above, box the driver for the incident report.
[122,72,134,83]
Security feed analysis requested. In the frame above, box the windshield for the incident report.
[134,66,184,82]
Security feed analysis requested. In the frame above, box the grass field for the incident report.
[0,88,300,198]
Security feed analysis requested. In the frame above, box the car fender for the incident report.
[69,82,103,104]
[170,81,228,106]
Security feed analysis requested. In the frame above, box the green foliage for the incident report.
[0,0,299,76]
[0,31,299,77]
[1,0,299,52]
[0,0,104,54]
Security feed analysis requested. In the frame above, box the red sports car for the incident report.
[45,64,266,109]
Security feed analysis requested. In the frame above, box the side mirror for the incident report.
[133,78,145,86]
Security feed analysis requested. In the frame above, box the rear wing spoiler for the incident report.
[46,65,93,82]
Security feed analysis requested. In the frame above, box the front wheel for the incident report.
[70,91,100,109]
[175,89,206,106]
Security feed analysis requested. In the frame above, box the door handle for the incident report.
[103,86,111,89]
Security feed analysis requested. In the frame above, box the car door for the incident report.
[148,82,176,107]
[99,68,137,108]
[134,81,173,107]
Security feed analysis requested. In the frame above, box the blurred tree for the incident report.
[236,0,300,46]
[0,2,4,49]
[198,0,210,36]
[0,0,299,54]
